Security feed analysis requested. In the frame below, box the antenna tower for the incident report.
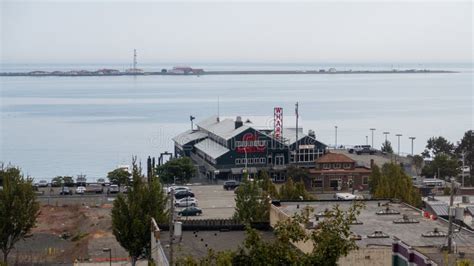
[133,49,137,70]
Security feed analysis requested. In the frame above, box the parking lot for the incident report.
[173,184,236,219]
[37,184,237,219]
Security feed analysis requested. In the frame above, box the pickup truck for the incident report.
[348,145,376,155]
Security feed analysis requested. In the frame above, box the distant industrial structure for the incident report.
[125,49,144,74]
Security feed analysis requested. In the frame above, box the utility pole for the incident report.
[462,152,465,187]
[447,177,455,253]
[370,128,376,148]
[133,49,137,70]
[295,102,299,167]
[169,188,175,265]
[409,137,416,156]
[396,134,403,156]
[365,136,368,145]
[335,125,338,149]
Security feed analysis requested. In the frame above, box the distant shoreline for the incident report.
[0,69,457,77]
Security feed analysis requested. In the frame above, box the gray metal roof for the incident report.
[194,139,230,160]
[425,202,449,216]
[172,130,208,146]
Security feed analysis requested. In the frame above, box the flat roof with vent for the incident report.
[277,200,474,248]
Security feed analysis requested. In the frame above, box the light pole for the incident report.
[102,248,112,266]
[335,126,338,149]
[370,128,376,148]
[365,136,368,145]
[383,132,390,143]
[409,137,416,156]
[396,134,403,156]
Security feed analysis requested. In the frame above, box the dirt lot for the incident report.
[11,204,128,265]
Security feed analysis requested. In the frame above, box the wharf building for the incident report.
[173,114,327,181]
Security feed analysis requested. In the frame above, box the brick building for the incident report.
[308,152,372,192]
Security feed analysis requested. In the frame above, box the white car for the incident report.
[38,180,49,187]
[75,186,86,194]
[167,186,190,194]
[175,197,198,207]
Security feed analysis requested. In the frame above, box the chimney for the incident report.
[308,129,315,138]
[370,159,374,169]
[235,116,243,129]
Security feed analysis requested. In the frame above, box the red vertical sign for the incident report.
[274,107,283,139]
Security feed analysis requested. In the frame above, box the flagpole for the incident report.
[295,102,299,167]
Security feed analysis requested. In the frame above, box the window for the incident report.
[267,155,272,164]
[363,176,369,185]
[323,163,330,169]
[275,154,285,165]
[312,179,323,188]
[343,163,351,169]
[235,158,241,164]
[334,163,341,169]
[330,179,339,188]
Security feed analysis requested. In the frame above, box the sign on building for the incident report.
[274,107,283,139]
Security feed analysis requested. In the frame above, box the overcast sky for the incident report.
[1,1,472,64]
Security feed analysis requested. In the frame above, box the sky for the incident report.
[1,1,472,64]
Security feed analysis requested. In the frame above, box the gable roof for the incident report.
[315,152,355,164]
[194,139,230,160]
[172,130,208,146]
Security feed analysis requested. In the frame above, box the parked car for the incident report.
[38,180,49,187]
[59,187,72,195]
[86,184,104,194]
[75,186,86,194]
[175,197,198,207]
[178,206,202,216]
[175,190,195,200]
[108,184,120,194]
[348,145,376,155]
[167,186,190,194]
[223,180,240,190]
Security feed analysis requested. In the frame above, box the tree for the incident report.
[51,176,75,187]
[279,177,312,200]
[0,165,40,263]
[422,136,455,158]
[107,168,131,188]
[370,163,422,207]
[286,166,309,182]
[381,140,394,154]
[412,155,424,176]
[368,164,382,195]
[455,130,473,186]
[234,176,269,224]
[111,160,168,265]
[155,157,196,184]
[257,171,279,198]
[421,154,460,179]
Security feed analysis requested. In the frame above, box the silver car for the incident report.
[174,197,198,207]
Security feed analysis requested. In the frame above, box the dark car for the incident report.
[175,190,195,200]
[178,207,202,216]
[59,187,72,195]
[223,180,240,190]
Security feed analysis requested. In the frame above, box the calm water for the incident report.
[0,63,472,180]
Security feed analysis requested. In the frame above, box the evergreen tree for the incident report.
[257,171,279,198]
[0,165,40,263]
[279,177,312,200]
[381,140,394,154]
[111,159,168,265]
[368,164,382,194]
[233,175,269,224]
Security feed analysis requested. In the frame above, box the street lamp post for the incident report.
[396,134,403,156]
[102,248,112,266]
[409,137,416,156]
[365,136,368,145]
[383,132,390,143]
[335,126,338,149]
[370,128,376,148]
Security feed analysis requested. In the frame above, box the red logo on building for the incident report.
[236,133,266,153]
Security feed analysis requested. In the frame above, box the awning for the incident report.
[231,167,258,174]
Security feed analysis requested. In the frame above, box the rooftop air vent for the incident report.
[422,228,447,238]
[376,206,400,215]
[350,233,362,240]
[367,231,389,238]
[350,220,363,225]
[393,214,419,224]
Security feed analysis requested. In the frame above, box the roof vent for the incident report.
[367,231,389,238]
[376,206,400,215]
[422,228,447,238]
[350,233,362,240]
[235,116,243,129]
[393,214,419,224]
